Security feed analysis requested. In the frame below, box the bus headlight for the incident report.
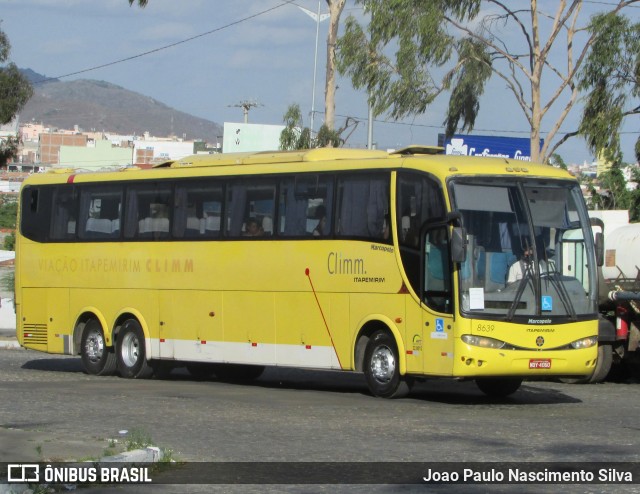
[461,334,506,349]
[570,336,598,349]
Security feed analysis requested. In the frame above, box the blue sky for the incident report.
[1,0,638,164]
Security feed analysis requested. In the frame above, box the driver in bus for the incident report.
[507,237,548,283]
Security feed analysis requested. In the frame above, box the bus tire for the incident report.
[363,329,411,398]
[588,343,613,383]
[80,319,116,376]
[475,377,522,398]
[211,364,265,381]
[561,343,613,384]
[116,319,153,379]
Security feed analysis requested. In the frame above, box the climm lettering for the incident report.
[327,252,366,275]
[146,258,194,273]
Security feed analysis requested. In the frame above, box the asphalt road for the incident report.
[1,348,640,493]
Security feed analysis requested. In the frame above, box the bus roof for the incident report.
[160,148,391,168]
[22,146,575,186]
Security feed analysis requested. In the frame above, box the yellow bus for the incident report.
[15,146,601,398]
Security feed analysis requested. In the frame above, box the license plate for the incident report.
[529,359,552,369]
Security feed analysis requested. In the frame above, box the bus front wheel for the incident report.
[363,330,411,398]
[116,319,153,379]
[475,377,522,398]
[80,319,116,376]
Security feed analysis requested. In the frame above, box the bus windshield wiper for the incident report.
[506,260,535,322]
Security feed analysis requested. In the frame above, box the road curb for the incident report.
[101,446,164,463]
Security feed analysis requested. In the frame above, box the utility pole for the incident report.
[297,2,329,133]
[229,100,263,123]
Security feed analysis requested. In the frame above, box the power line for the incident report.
[329,112,639,137]
[31,0,297,85]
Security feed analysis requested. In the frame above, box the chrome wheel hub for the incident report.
[86,332,104,362]
[121,332,140,368]
[370,345,395,383]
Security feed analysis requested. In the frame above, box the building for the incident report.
[58,139,133,170]
[222,123,285,153]
[39,132,88,164]
[132,139,195,165]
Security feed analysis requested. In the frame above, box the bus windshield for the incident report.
[451,179,598,321]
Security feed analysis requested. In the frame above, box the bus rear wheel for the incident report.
[475,377,522,398]
[116,319,153,379]
[363,330,411,398]
[80,319,116,376]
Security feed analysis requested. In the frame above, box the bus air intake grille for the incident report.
[23,324,48,345]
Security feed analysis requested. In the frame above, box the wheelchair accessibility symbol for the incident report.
[435,318,445,332]
[541,296,553,312]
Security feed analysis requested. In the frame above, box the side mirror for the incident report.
[451,226,467,263]
[595,231,604,267]
[590,217,604,230]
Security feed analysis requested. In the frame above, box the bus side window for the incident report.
[173,182,223,239]
[336,174,389,239]
[20,186,53,243]
[226,180,276,238]
[279,175,334,237]
[124,183,171,240]
[78,186,123,240]
[50,186,78,240]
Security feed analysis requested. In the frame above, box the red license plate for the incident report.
[529,359,552,369]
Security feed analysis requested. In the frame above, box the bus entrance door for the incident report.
[422,225,455,375]
[422,311,455,375]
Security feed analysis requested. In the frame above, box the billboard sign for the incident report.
[438,134,542,162]
[223,123,285,153]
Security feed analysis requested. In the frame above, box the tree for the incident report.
[0,201,17,229]
[323,0,346,131]
[578,12,640,163]
[589,163,630,210]
[280,104,313,150]
[0,29,33,164]
[549,153,568,170]
[336,0,640,163]
[279,103,344,150]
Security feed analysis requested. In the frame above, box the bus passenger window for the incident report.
[50,187,78,240]
[279,175,334,237]
[336,174,389,240]
[173,182,223,239]
[78,186,123,240]
[124,183,171,240]
[226,180,276,238]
